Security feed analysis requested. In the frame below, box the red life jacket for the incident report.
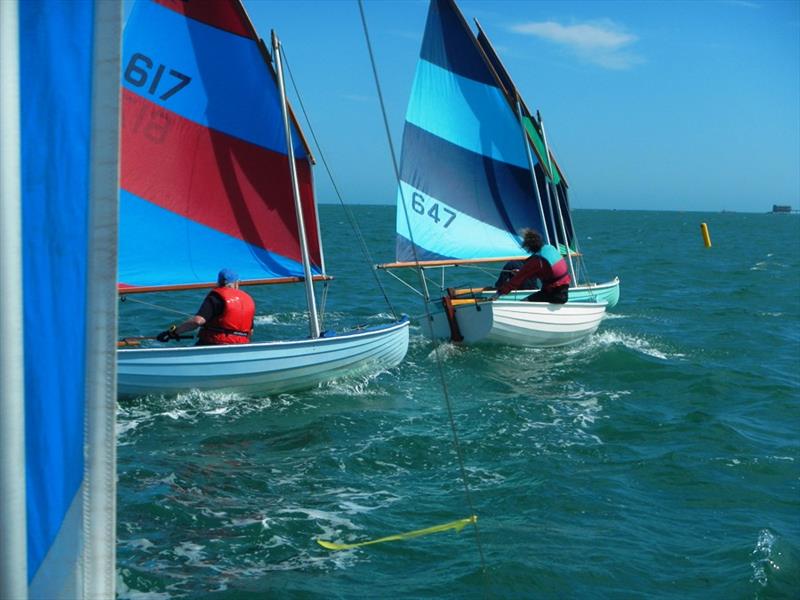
[538,244,571,291]
[542,257,571,290]
[198,287,255,345]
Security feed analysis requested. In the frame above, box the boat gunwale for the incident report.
[117,316,410,355]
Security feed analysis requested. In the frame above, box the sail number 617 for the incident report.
[124,53,191,101]
[411,192,456,228]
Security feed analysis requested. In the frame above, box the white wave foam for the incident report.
[317,371,392,397]
[123,538,155,551]
[750,529,778,587]
[254,315,279,326]
[116,572,171,600]
[426,341,460,362]
[173,541,206,565]
[575,330,684,360]
[276,507,361,531]
[602,312,628,320]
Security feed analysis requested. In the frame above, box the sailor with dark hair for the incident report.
[156,268,256,345]
[494,229,571,304]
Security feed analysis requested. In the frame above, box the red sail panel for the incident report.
[153,0,255,39]
[120,90,321,268]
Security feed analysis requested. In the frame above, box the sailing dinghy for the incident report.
[377,0,605,347]
[117,0,409,397]
[470,20,620,308]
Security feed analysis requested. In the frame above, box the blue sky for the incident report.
[243,0,799,213]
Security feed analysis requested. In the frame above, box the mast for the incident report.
[538,111,576,285]
[516,94,551,246]
[272,30,321,339]
[0,1,28,596]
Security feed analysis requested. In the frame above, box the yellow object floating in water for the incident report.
[700,222,712,248]
[317,515,477,551]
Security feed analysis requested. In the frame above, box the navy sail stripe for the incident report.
[419,0,496,86]
[400,122,544,236]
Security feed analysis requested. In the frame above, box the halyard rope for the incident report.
[357,0,488,575]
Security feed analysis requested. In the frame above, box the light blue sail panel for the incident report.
[119,190,318,288]
[396,182,522,261]
[123,0,306,157]
[396,0,545,262]
[405,60,529,170]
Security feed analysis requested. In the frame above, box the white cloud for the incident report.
[510,20,642,70]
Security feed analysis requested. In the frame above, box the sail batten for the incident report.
[120,0,321,291]
[395,0,546,263]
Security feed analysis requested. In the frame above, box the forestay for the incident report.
[120,0,323,292]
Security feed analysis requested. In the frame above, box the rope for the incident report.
[358,0,488,575]
[119,295,193,318]
[280,45,398,320]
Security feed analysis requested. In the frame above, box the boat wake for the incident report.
[573,330,685,361]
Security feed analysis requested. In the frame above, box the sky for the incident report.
[122,0,800,213]
[240,0,800,213]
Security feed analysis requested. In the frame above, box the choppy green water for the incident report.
[117,207,800,599]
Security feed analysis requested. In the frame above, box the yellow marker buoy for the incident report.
[700,222,712,248]
[317,515,477,551]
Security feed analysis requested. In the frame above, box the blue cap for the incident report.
[217,268,239,286]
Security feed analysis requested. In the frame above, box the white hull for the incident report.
[117,318,410,398]
[427,301,605,347]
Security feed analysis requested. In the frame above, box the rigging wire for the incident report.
[357,0,488,575]
[279,45,398,320]
[119,295,194,319]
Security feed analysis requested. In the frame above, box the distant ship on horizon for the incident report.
[771,204,795,213]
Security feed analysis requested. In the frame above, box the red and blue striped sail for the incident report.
[120,0,322,291]
[395,0,546,262]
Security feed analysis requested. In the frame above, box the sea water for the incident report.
[117,206,799,599]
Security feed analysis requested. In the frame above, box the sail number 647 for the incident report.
[411,193,456,228]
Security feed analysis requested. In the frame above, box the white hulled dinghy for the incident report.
[376,0,606,347]
[117,0,408,396]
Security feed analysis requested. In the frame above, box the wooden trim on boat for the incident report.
[117,275,333,295]
[377,256,528,270]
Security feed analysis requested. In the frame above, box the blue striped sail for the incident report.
[475,26,576,253]
[395,0,546,262]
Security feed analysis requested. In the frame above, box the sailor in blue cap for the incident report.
[157,268,256,345]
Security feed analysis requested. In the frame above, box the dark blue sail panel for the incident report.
[534,162,559,244]
[420,0,495,86]
[395,0,546,262]
[405,59,529,169]
[476,30,515,101]
[556,183,576,248]
[401,123,538,237]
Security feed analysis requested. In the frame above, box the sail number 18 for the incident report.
[411,192,456,228]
